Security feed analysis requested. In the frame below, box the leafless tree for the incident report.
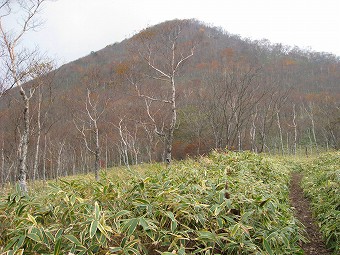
[203,62,263,150]
[303,102,319,153]
[130,20,198,166]
[289,104,298,155]
[28,62,54,181]
[250,105,258,153]
[276,106,284,155]
[0,0,49,191]
[74,89,107,181]
[0,0,11,98]
[55,139,65,178]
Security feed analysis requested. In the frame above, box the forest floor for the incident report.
[289,172,332,255]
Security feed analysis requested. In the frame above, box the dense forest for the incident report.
[0,18,339,185]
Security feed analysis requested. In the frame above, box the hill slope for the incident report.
[0,19,339,183]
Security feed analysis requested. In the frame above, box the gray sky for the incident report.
[19,0,340,64]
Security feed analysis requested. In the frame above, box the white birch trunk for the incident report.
[18,87,30,193]
[292,104,297,155]
[42,134,47,182]
[276,110,284,155]
[56,141,65,179]
[33,87,42,181]
[250,107,258,153]
[165,76,176,166]
[94,121,100,181]
[1,143,4,187]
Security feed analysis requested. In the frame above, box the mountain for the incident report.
[56,19,340,92]
[0,19,339,183]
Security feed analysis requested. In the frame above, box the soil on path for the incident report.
[289,172,332,255]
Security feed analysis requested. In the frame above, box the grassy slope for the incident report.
[0,151,306,254]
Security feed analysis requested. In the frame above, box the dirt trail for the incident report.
[289,172,332,255]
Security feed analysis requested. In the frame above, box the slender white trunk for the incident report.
[56,141,65,179]
[250,108,258,153]
[117,120,130,168]
[304,103,318,154]
[72,148,76,175]
[237,130,241,151]
[105,135,108,171]
[33,88,42,181]
[117,145,122,166]
[18,87,30,193]
[42,134,47,182]
[48,139,53,179]
[311,117,318,153]
[330,130,336,149]
[1,143,4,187]
[94,122,100,181]
[276,110,284,155]
[308,129,313,154]
[80,150,85,174]
[292,104,297,155]
[5,162,14,184]
[165,76,176,166]
[324,132,329,151]
[286,132,289,154]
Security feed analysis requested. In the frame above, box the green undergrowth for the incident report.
[298,152,340,254]
[0,151,304,254]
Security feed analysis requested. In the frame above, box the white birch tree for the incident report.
[0,0,49,191]
[130,20,198,165]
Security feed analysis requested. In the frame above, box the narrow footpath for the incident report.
[289,172,332,255]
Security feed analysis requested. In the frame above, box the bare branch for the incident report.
[174,46,195,73]
[73,118,95,155]
[147,61,171,79]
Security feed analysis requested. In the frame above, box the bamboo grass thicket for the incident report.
[0,150,309,254]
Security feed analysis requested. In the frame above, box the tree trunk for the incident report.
[33,88,42,181]
[324,130,329,151]
[165,77,177,166]
[80,150,85,174]
[18,87,30,193]
[56,141,65,179]
[42,134,47,182]
[165,130,174,166]
[259,132,266,153]
[1,143,4,187]
[72,148,76,175]
[94,123,100,181]
[237,130,241,151]
[311,117,319,153]
[286,132,290,154]
[276,110,284,155]
[308,129,313,154]
[105,135,108,171]
[250,108,258,153]
[292,104,297,155]
[117,120,130,169]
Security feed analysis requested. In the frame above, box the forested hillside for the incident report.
[0,19,339,184]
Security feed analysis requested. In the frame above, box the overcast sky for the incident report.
[15,0,340,64]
